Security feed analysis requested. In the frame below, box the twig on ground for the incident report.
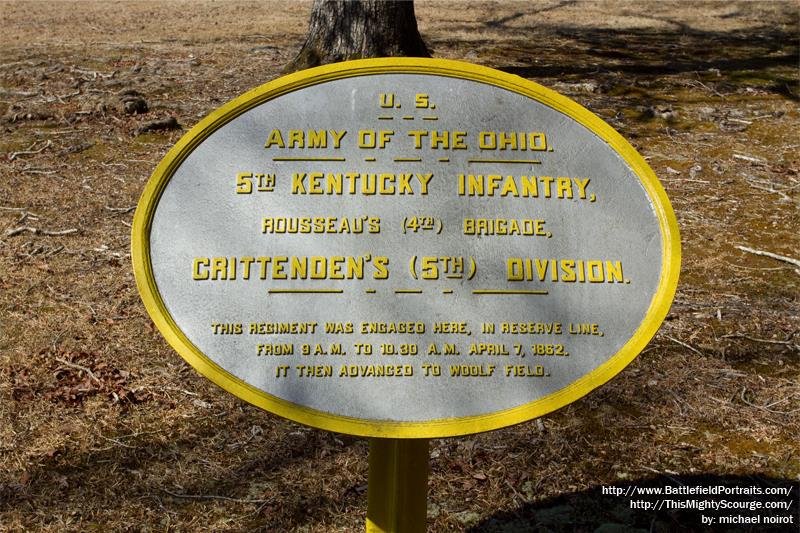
[67,66,115,80]
[18,244,45,259]
[690,79,724,98]
[735,246,800,269]
[159,386,199,397]
[98,435,137,449]
[0,60,42,70]
[0,88,39,97]
[709,396,734,408]
[668,389,696,413]
[9,209,38,227]
[54,90,81,103]
[725,260,794,272]
[21,168,58,175]
[721,333,796,345]
[663,334,705,357]
[763,393,799,410]
[114,429,167,440]
[55,357,102,385]
[739,388,800,415]
[9,140,52,161]
[5,226,78,237]
[733,153,766,164]
[504,479,525,506]
[712,368,748,378]
[45,245,64,257]
[743,176,800,201]
[160,488,268,504]
[104,205,136,214]
[639,465,682,481]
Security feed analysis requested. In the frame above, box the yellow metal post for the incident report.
[366,438,429,533]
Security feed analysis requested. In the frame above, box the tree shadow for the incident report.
[442,16,799,100]
[486,1,578,29]
[0,411,364,532]
[504,24,794,74]
[468,473,799,532]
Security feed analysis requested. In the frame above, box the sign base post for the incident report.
[366,438,429,533]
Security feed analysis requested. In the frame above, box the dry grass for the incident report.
[1,1,798,531]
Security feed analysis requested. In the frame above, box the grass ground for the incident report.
[1,2,798,531]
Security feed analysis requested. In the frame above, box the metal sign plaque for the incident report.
[132,58,680,438]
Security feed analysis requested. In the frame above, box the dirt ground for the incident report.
[1,1,798,532]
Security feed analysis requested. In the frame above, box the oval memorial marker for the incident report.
[132,58,680,438]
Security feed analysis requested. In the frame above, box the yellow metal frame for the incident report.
[367,439,429,532]
[131,57,681,438]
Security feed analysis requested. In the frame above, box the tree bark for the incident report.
[286,0,430,72]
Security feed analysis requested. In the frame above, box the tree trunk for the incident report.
[286,0,430,72]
